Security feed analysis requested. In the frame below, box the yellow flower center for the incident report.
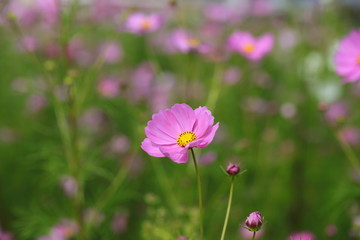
[357,55,360,65]
[141,20,151,30]
[176,131,197,147]
[188,37,200,47]
[243,44,255,53]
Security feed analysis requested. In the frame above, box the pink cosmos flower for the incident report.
[339,127,360,146]
[287,231,316,240]
[125,13,162,34]
[141,103,219,163]
[36,0,59,25]
[97,77,120,98]
[334,30,360,82]
[324,101,348,124]
[168,29,210,54]
[227,31,274,61]
[99,42,122,63]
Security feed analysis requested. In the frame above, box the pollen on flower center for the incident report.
[357,55,360,64]
[243,44,255,53]
[188,37,200,47]
[176,131,197,147]
[141,20,151,30]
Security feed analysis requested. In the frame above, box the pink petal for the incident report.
[344,68,360,82]
[145,126,175,145]
[187,122,219,148]
[170,103,196,131]
[192,106,214,138]
[141,138,165,157]
[160,144,189,163]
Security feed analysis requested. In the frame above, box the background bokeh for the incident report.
[0,0,360,239]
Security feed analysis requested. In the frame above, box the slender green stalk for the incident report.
[68,83,86,240]
[336,131,360,170]
[206,64,224,112]
[252,231,256,240]
[220,177,235,240]
[190,148,204,240]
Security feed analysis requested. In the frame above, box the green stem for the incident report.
[190,148,204,240]
[206,64,224,112]
[252,231,256,240]
[68,84,85,240]
[336,131,360,170]
[220,177,234,240]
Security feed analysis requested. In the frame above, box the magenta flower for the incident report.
[141,103,219,163]
[245,211,263,231]
[99,42,122,63]
[168,29,210,54]
[287,231,316,240]
[334,30,360,82]
[324,101,348,124]
[36,0,59,25]
[97,77,120,98]
[227,31,274,61]
[125,13,162,34]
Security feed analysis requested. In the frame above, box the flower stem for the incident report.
[335,131,360,170]
[220,176,235,240]
[190,148,204,240]
[252,231,256,240]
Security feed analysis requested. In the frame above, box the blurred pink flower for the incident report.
[168,29,210,54]
[21,35,38,52]
[91,0,122,22]
[37,219,78,240]
[278,29,299,51]
[141,103,219,163]
[223,67,241,85]
[36,0,59,25]
[203,3,238,23]
[324,101,348,124]
[339,127,360,146]
[27,94,47,113]
[227,31,274,61]
[0,228,13,240]
[44,42,62,58]
[325,224,337,237]
[109,135,130,154]
[131,62,154,101]
[66,38,93,66]
[198,150,217,165]
[111,212,128,235]
[287,231,316,240]
[60,175,78,197]
[250,0,274,17]
[97,77,120,98]
[7,1,38,26]
[80,108,107,133]
[125,13,162,34]
[99,42,122,63]
[334,30,360,82]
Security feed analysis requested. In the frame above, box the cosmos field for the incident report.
[0,0,360,239]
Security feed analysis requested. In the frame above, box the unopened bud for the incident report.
[226,164,240,175]
[245,211,263,232]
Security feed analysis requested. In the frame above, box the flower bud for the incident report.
[245,211,263,231]
[226,164,240,175]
